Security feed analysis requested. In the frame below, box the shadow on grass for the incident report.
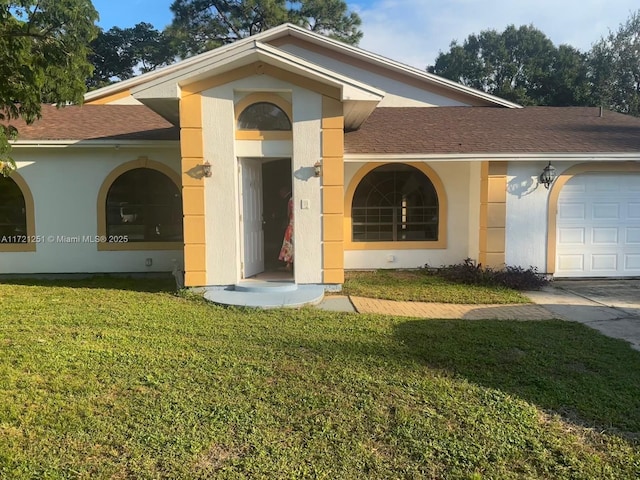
[393,318,640,435]
[0,275,177,293]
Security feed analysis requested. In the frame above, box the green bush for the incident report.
[423,258,549,291]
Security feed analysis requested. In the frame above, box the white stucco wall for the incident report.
[2,146,182,274]
[276,44,472,108]
[202,88,239,285]
[505,161,579,271]
[343,161,474,270]
[202,74,323,285]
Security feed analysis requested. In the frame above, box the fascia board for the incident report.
[279,25,522,109]
[132,41,385,103]
[11,140,179,148]
[344,153,640,162]
[131,42,261,98]
[255,43,385,101]
[85,30,287,101]
[86,23,519,109]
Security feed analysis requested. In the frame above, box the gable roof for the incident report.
[85,23,519,110]
[8,105,178,142]
[130,39,386,128]
[344,107,640,155]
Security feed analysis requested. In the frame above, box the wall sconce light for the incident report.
[313,160,322,178]
[202,160,212,178]
[539,161,556,189]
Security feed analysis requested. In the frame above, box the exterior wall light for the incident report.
[539,162,556,189]
[313,160,322,178]
[202,160,212,178]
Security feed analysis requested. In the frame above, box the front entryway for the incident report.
[239,157,292,279]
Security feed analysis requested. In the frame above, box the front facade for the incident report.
[2,24,640,283]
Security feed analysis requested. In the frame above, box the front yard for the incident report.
[0,278,639,479]
[342,270,531,304]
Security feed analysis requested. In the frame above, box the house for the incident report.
[2,23,639,289]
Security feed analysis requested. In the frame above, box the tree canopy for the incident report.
[0,0,98,174]
[589,11,640,116]
[88,23,176,89]
[428,25,591,107]
[167,0,362,57]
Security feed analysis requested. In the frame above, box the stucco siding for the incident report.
[505,162,548,270]
[292,89,323,284]
[343,161,472,269]
[201,74,323,285]
[202,86,239,285]
[2,147,182,274]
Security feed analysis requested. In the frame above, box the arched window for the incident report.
[106,168,183,242]
[352,164,439,242]
[237,102,292,131]
[0,176,27,243]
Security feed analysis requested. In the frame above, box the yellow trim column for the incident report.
[321,96,345,284]
[180,92,207,286]
[479,161,507,268]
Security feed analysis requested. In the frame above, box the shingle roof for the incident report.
[9,104,640,153]
[9,104,178,141]
[344,106,640,154]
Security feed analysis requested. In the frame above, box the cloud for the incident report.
[353,0,638,69]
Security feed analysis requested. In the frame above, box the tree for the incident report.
[167,0,362,58]
[589,10,640,116]
[428,25,590,106]
[0,0,98,175]
[88,23,177,89]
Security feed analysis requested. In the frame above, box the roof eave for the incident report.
[273,25,522,109]
[344,152,640,162]
[11,139,180,148]
[131,41,385,130]
[85,23,519,109]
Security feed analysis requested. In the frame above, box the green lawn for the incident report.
[343,270,530,304]
[1,278,639,479]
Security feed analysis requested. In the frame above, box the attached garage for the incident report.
[556,172,640,277]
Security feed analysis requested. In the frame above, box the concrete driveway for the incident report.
[526,280,640,351]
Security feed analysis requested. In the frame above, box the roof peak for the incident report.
[84,23,519,109]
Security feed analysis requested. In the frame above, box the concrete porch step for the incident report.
[204,281,324,308]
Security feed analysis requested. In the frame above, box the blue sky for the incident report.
[92,0,639,69]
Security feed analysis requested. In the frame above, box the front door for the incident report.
[240,159,264,278]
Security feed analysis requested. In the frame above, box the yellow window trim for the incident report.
[96,157,183,252]
[546,161,640,273]
[235,130,293,141]
[0,171,36,252]
[234,92,293,140]
[344,162,448,251]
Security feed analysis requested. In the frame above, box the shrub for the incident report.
[422,258,549,291]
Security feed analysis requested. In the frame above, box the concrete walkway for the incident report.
[525,280,640,351]
[317,280,640,351]
[349,296,555,320]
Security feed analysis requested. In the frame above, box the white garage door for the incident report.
[556,173,640,277]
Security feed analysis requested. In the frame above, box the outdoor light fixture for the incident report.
[539,161,556,189]
[313,160,322,178]
[202,160,212,178]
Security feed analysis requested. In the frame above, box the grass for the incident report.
[0,278,639,479]
[343,270,530,304]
